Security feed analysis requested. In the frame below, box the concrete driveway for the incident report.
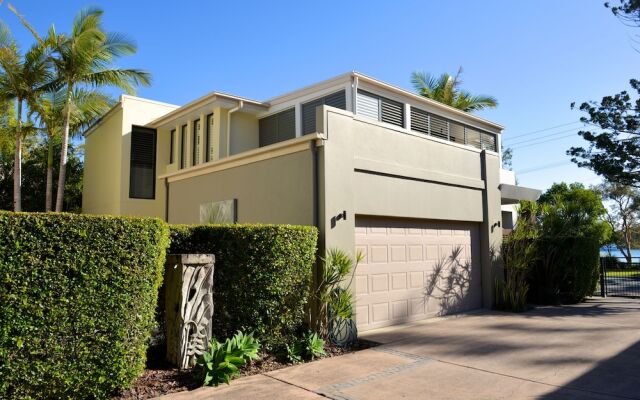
[159,298,640,399]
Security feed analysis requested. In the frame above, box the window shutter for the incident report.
[277,108,296,141]
[259,107,296,147]
[129,126,156,199]
[466,127,482,149]
[356,91,380,120]
[410,107,429,134]
[301,90,346,134]
[429,115,449,140]
[482,132,496,152]
[169,129,175,164]
[259,114,278,147]
[380,97,404,127]
[449,122,465,144]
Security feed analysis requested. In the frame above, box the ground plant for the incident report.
[286,331,326,363]
[197,331,260,387]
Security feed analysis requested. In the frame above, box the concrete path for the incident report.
[157,298,640,399]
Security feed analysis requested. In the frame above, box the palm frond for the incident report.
[84,68,151,94]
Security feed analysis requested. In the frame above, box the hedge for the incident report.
[0,212,169,399]
[169,224,317,348]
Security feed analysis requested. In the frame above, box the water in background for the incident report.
[601,246,640,258]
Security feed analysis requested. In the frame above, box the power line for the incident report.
[504,121,582,141]
[504,127,581,146]
[511,133,579,149]
[516,161,573,175]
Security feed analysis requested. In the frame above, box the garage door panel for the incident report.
[355,216,481,332]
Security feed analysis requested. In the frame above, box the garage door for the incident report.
[354,216,482,331]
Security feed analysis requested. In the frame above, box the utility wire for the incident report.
[516,160,572,175]
[503,121,582,141]
[511,133,578,149]
[504,127,581,146]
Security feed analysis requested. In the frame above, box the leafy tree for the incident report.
[34,7,151,211]
[567,80,640,187]
[411,67,498,112]
[30,88,110,210]
[0,22,52,211]
[606,0,640,27]
[502,147,513,170]
[0,139,83,212]
[595,182,640,266]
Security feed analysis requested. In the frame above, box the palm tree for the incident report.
[411,67,498,112]
[0,22,51,211]
[46,7,150,211]
[30,87,111,211]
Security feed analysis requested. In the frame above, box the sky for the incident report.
[1,0,637,191]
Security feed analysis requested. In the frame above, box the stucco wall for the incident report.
[230,112,259,156]
[167,149,314,225]
[83,107,123,215]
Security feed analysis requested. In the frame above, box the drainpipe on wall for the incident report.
[226,100,244,157]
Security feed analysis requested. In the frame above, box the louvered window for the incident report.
[356,90,405,127]
[482,132,497,152]
[192,119,201,166]
[429,114,449,140]
[259,108,296,147]
[410,107,429,134]
[449,121,465,144]
[169,129,175,164]
[129,126,156,199]
[466,127,482,149]
[205,113,213,162]
[180,124,187,169]
[301,90,346,134]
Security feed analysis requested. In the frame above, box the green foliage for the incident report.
[530,183,611,304]
[286,332,325,363]
[170,224,317,349]
[197,331,260,387]
[0,212,169,399]
[411,67,498,112]
[316,249,361,338]
[0,140,83,212]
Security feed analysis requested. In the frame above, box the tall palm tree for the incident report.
[0,22,51,211]
[411,67,498,112]
[46,7,150,211]
[30,87,111,211]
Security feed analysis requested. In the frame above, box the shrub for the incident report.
[197,331,260,386]
[0,212,169,399]
[286,331,325,363]
[169,224,317,349]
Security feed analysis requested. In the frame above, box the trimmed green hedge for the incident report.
[170,224,317,348]
[0,212,169,399]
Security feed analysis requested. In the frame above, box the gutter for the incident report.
[226,101,244,157]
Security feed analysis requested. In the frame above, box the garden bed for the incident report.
[114,339,379,399]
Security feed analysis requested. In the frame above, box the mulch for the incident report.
[114,339,379,400]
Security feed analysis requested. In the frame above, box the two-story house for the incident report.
[83,72,539,332]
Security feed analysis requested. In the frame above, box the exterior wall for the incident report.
[119,97,178,218]
[83,107,124,215]
[500,168,518,230]
[230,112,259,155]
[317,106,503,308]
[166,146,315,225]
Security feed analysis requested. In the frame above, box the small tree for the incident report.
[596,182,640,267]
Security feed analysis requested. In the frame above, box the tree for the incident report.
[0,22,51,211]
[30,88,110,211]
[595,182,640,266]
[502,147,513,170]
[42,7,150,211]
[568,80,640,187]
[411,67,498,112]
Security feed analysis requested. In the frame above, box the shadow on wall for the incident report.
[424,245,478,316]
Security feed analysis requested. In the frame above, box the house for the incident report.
[82,72,539,332]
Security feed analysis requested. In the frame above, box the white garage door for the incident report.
[354,216,482,332]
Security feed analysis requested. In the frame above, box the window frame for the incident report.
[192,119,201,166]
[128,125,157,200]
[205,113,213,162]
[180,124,187,169]
[169,129,175,164]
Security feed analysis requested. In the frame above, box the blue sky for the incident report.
[1,1,637,191]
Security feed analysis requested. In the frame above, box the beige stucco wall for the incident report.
[83,107,124,215]
[230,112,259,156]
[82,96,177,217]
[167,149,314,225]
[317,106,503,308]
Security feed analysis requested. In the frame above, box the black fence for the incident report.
[598,255,640,298]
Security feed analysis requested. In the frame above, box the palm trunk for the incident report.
[55,88,72,212]
[45,136,54,212]
[13,99,22,212]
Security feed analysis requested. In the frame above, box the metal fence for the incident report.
[598,256,640,298]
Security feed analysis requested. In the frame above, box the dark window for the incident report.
[301,90,346,134]
[180,124,187,169]
[482,132,497,152]
[169,129,175,164]
[205,113,213,162]
[356,90,404,127]
[259,108,296,147]
[192,119,201,166]
[129,125,156,199]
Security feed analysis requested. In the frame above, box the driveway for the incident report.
[158,298,640,399]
